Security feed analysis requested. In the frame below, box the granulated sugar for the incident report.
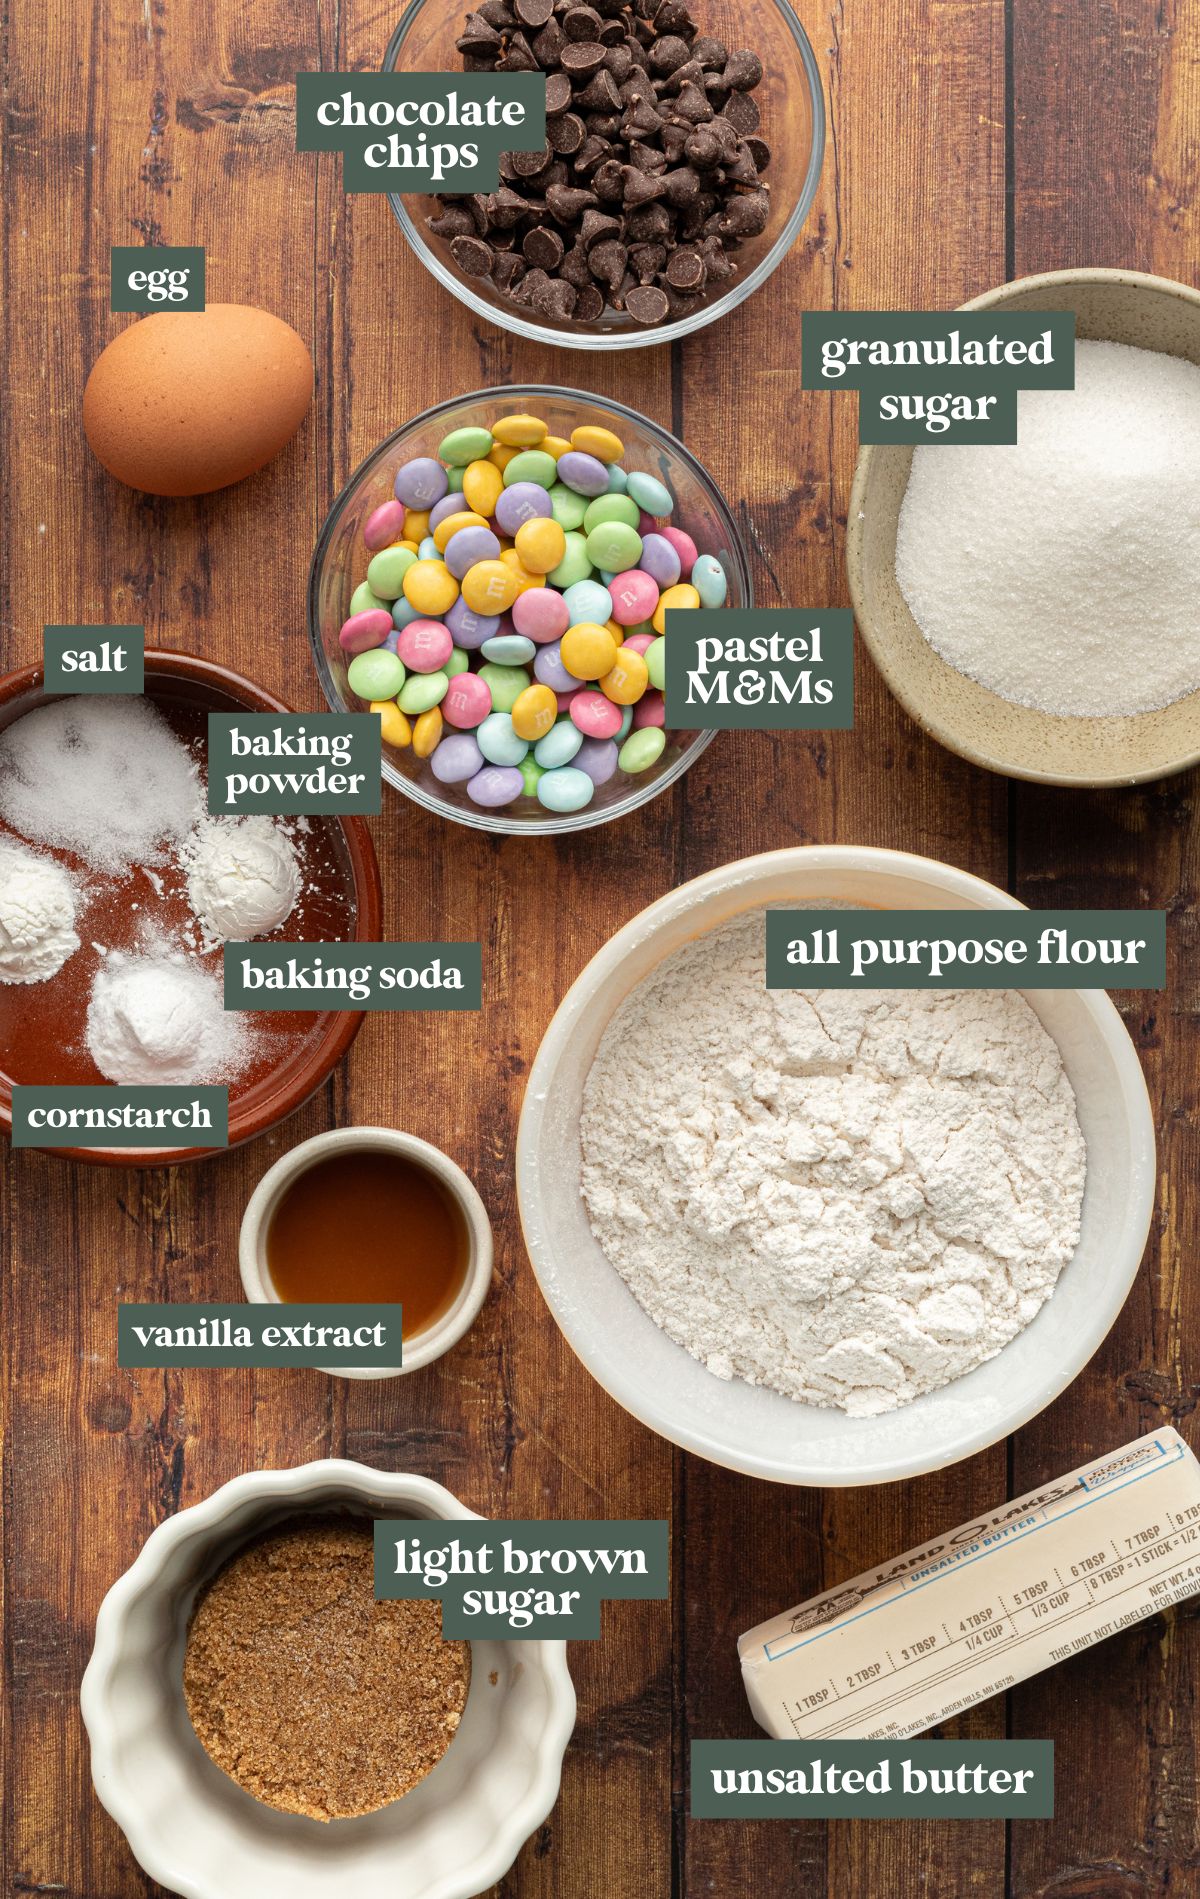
[580,911,1086,1418]
[895,338,1200,717]
[0,697,200,871]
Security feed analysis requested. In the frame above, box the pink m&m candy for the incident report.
[633,689,665,728]
[622,631,655,656]
[396,619,454,673]
[608,569,659,627]
[340,608,393,655]
[555,689,577,713]
[570,690,623,739]
[513,586,570,644]
[443,671,493,729]
[363,500,405,552]
[660,526,698,571]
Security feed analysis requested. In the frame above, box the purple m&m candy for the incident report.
[430,733,485,783]
[467,764,524,808]
[494,482,553,536]
[444,524,501,578]
[394,457,449,509]
[364,499,405,551]
[445,596,499,650]
[533,639,574,693]
[429,492,466,534]
[639,532,681,589]
[513,586,570,644]
[556,451,609,498]
[574,736,620,785]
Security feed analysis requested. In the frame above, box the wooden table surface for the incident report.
[4,0,1200,1893]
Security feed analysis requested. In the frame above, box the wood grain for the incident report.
[3,0,1200,1893]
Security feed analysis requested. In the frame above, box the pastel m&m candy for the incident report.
[608,569,659,627]
[571,690,623,739]
[561,621,618,681]
[442,671,492,729]
[396,619,454,673]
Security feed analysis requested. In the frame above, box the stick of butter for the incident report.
[740,1430,1200,1741]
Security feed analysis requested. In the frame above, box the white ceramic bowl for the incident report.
[239,1128,494,1379]
[516,846,1156,1486]
[80,1463,575,1899]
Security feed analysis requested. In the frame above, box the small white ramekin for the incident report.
[80,1463,576,1899]
[239,1127,493,1378]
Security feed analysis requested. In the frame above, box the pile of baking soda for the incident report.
[581,910,1087,1416]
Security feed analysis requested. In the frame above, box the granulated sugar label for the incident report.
[12,1085,228,1148]
[374,1520,669,1637]
[224,942,482,1011]
[43,625,144,694]
[207,713,381,815]
[295,73,547,193]
[765,910,1166,989]
[802,312,1076,442]
[663,610,854,731]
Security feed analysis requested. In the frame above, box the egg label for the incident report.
[43,624,144,694]
[110,246,204,312]
[295,71,546,193]
[207,712,381,814]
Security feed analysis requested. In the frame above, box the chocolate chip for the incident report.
[603,43,634,81]
[511,143,554,177]
[573,133,611,174]
[548,109,587,152]
[486,186,530,227]
[746,136,770,171]
[721,89,759,133]
[450,235,494,276]
[723,141,760,186]
[574,283,606,322]
[576,68,621,111]
[498,30,540,69]
[587,113,622,139]
[477,0,515,22]
[625,283,670,323]
[647,32,691,73]
[546,181,598,220]
[491,251,526,291]
[690,33,726,68]
[457,13,503,50]
[523,224,566,270]
[544,70,573,112]
[723,47,763,90]
[559,240,593,286]
[717,187,769,236]
[562,4,601,37]
[588,236,628,289]
[593,158,627,202]
[515,0,553,21]
[428,206,476,238]
[625,199,674,241]
[654,0,696,33]
[580,206,624,247]
[534,17,568,65]
[664,245,704,289]
[512,264,552,304]
[598,18,627,43]
[629,240,667,280]
[560,38,607,75]
[684,126,722,168]
[622,164,667,205]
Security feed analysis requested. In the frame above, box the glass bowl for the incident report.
[307,384,753,836]
[380,0,825,350]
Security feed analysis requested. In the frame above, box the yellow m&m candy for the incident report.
[570,424,624,463]
[487,442,520,473]
[514,516,567,575]
[541,434,571,461]
[492,413,548,447]
[403,558,460,617]
[433,509,488,553]
[403,508,430,542]
[462,458,504,517]
[461,558,521,614]
[600,647,649,705]
[561,620,619,680]
[371,701,412,748]
[652,582,701,633]
[412,706,444,758]
[499,547,546,594]
[511,682,558,741]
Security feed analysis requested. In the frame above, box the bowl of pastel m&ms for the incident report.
[308,386,752,833]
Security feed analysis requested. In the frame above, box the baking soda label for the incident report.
[663,609,853,730]
[224,942,482,1011]
[374,1520,669,1638]
[43,625,144,693]
[765,909,1167,989]
[206,713,381,815]
[11,1085,228,1148]
[802,312,1076,443]
[295,72,546,194]
[110,247,205,311]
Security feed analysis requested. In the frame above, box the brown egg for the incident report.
[82,304,314,497]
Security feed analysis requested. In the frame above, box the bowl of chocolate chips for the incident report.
[383,0,824,346]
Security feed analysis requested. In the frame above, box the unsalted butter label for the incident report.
[295,72,546,193]
[740,1431,1200,1742]
[118,1302,403,1369]
[764,909,1167,989]
[206,713,381,815]
[224,942,482,1010]
[663,610,854,731]
[690,1739,1054,1818]
[802,311,1076,443]
[374,1519,669,1638]
[43,625,144,693]
[12,1085,227,1148]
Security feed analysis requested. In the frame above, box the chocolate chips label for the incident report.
[802,312,1077,443]
[224,942,483,1011]
[110,246,205,311]
[295,72,546,192]
[663,609,853,731]
[764,910,1167,989]
[11,1086,228,1148]
[206,713,381,815]
[374,1520,669,1637]
[118,1303,404,1369]
[690,1741,1054,1819]
[43,625,144,694]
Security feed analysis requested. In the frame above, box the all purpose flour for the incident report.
[580,911,1087,1417]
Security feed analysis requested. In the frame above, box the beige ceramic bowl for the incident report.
[848,267,1200,786]
[239,1127,494,1380]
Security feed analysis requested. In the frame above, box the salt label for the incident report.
[43,625,144,694]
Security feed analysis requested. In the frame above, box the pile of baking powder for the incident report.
[581,911,1087,1417]
[896,338,1200,717]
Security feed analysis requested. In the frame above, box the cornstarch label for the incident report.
[764,909,1167,989]
[118,1303,403,1370]
[43,625,144,694]
[802,311,1076,443]
[295,73,546,193]
[12,1085,228,1148]
[224,942,482,1011]
[374,1520,669,1638]
[206,713,381,815]
[663,609,854,732]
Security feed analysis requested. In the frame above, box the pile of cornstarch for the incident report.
[895,338,1200,718]
[580,911,1086,1417]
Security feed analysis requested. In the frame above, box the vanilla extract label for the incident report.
[223,941,483,1011]
[118,1303,404,1369]
[206,713,381,815]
